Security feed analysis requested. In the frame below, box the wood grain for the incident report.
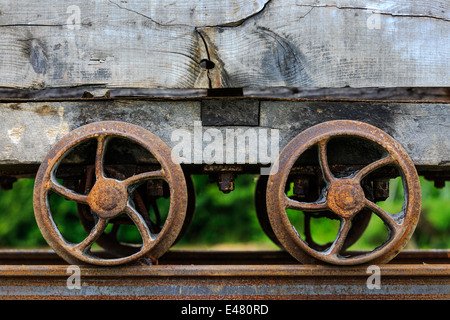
[0,0,448,89]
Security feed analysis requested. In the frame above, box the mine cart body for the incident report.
[0,0,448,266]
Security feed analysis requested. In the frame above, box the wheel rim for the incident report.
[33,121,188,266]
[266,120,421,265]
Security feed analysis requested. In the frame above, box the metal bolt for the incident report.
[434,179,445,189]
[373,179,390,201]
[0,176,17,191]
[217,172,236,194]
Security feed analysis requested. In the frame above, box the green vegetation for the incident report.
[0,175,448,250]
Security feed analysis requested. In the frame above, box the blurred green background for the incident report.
[0,175,448,250]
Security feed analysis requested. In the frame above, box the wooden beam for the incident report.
[0,98,448,169]
[0,0,448,89]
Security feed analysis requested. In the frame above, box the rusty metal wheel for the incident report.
[33,121,188,266]
[255,174,371,250]
[266,120,421,265]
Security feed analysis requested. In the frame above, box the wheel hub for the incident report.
[327,179,365,219]
[87,179,128,219]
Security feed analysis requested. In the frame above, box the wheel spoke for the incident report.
[95,135,108,181]
[125,205,154,249]
[303,214,332,251]
[365,199,402,233]
[74,218,108,252]
[318,140,335,184]
[49,179,88,204]
[354,156,395,182]
[122,169,165,187]
[325,218,352,257]
[285,196,328,212]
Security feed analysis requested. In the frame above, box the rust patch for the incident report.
[35,104,56,115]
[8,103,22,110]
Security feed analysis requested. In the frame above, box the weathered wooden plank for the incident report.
[0,0,448,89]
[0,0,209,89]
[201,99,260,126]
[0,99,448,169]
[201,0,450,88]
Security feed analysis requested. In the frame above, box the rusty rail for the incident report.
[0,249,448,300]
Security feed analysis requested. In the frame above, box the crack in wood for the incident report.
[213,0,273,28]
[107,0,274,28]
[195,29,213,89]
[107,0,191,28]
[295,4,450,22]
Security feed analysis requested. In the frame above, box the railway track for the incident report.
[0,249,448,300]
